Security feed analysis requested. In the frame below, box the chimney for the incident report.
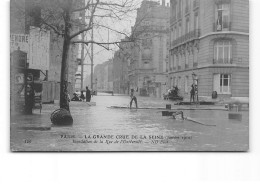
[162,0,165,6]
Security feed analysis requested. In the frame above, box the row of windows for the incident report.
[168,39,233,70]
[169,50,198,69]
[171,1,231,41]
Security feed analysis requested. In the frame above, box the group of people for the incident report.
[71,86,92,102]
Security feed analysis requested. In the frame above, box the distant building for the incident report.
[128,0,170,98]
[112,39,130,94]
[168,0,249,100]
[94,59,113,92]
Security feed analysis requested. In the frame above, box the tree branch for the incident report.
[69,0,100,40]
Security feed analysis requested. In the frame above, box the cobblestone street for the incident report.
[10,94,249,151]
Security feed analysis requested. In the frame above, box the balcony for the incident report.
[171,29,200,48]
[213,58,233,64]
[213,22,231,32]
[193,0,199,9]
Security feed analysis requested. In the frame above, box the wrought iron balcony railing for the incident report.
[213,58,233,64]
[213,22,231,32]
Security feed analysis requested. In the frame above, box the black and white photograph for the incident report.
[10,0,249,152]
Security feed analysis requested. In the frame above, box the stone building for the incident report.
[94,59,113,92]
[128,0,170,98]
[168,0,249,100]
[112,39,131,94]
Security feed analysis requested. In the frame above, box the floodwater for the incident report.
[10,93,249,151]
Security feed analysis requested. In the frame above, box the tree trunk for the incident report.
[59,3,72,112]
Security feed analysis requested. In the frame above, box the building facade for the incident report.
[11,0,81,104]
[168,0,249,100]
[112,39,131,95]
[128,0,170,98]
[94,59,113,92]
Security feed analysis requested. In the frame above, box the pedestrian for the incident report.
[67,93,71,102]
[80,91,85,101]
[190,84,195,103]
[85,86,91,102]
[130,88,138,109]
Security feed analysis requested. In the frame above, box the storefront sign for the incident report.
[10,34,29,53]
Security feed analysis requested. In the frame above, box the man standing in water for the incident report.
[85,86,91,102]
[130,88,138,109]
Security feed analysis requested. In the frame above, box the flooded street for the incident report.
[10,94,249,151]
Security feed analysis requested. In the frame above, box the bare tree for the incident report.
[12,0,144,112]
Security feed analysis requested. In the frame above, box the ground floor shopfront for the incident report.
[168,66,249,101]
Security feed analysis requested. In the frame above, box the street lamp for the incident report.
[192,72,198,85]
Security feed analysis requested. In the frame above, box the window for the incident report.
[178,55,181,67]
[179,23,182,37]
[174,55,177,68]
[171,28,174,42]
[185,53,189,66]
[178,77,181,88]
[169,54,172,69]
[174,27,177,39]
[186,18,190,34]
[220,74,231,93]
[213,74,231,94]
[179,0,182,16]
[216,3,230,31]
[194,13,199,30]
[214,40,232,63]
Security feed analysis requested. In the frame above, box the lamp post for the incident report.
[192,72,199,103]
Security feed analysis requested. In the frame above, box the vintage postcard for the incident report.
[10,0,249,151]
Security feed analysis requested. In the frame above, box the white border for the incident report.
[1,0,260,184]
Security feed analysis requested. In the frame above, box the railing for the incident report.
[213,58,233,64]
[171,29,200,48]
[213,22,231,32]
